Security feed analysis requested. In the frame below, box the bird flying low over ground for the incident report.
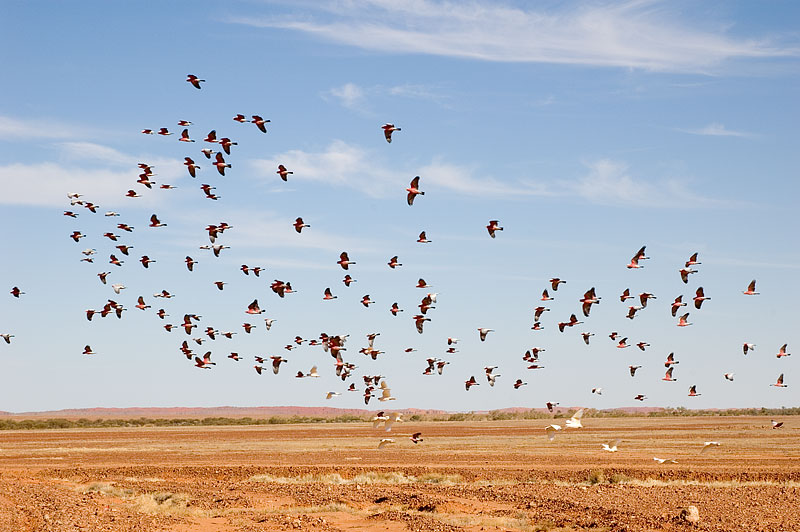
[601,439,621,452]
[701,441,721,454]
[565,409,584,428]
[654,457,678,464]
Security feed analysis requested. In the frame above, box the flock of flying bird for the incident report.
[3,73,793,452]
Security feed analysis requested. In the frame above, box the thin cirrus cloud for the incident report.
[248,141,726,206]
[249,140,551,199]
[679,123,754,138]
[231,0,798,73]
[565,159,733,208]
[324,82,450,112]
[249,140,403,197]
[0,115,85,140]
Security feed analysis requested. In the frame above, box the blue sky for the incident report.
[0,1,798,412]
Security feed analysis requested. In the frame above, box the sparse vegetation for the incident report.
[250,471,463,485]
[587,469,606,485]
[80,483,197,516]
[132,492,193,515]
[82,482,134,498]
[2,406,799,430]
[586,470,631,485]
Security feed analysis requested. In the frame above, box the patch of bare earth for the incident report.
[0,417,797,531]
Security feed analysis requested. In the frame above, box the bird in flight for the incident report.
[186,74,205,89]
[382,123,401,143]
[626,246,648,269]
[406,176,424,205]
[701,441,721,454]
[776,344,791,358]
[770,374,788,388]
[486,220,503,238]
[277,164,293,181]
[743,280,759,295]
[601,439,621,452]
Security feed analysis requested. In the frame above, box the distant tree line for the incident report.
[0,407,797,430]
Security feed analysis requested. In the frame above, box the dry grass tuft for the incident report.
[585,470,629,485]
[263,503,355,514]
[79,482,198,517]
[81,482,134,498]
[587,470,605,485]
[250,470,464,486]
[619,478,800,488]
[132,491,194,515]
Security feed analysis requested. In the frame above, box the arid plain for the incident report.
[0,416,797,531]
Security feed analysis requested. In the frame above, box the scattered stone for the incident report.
[679,505,700,525]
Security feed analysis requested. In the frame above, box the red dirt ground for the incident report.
[0,416,797,531]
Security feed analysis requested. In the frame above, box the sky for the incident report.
[0,0,798,413]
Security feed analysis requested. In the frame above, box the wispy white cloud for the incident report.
[0,162,145,207]
[0,115,86,140]
[249,142,732,207]
[324,82,367,111]
[249,140,551,199]
[224,213,372,255]
[0,143,185,207]
[387,83,449,103]
[680,123,753,138]
[232,1,799,73]
[565,159,733,208]
[249,140,403,197]
[421,160,552,197]
[323,82,450,113]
